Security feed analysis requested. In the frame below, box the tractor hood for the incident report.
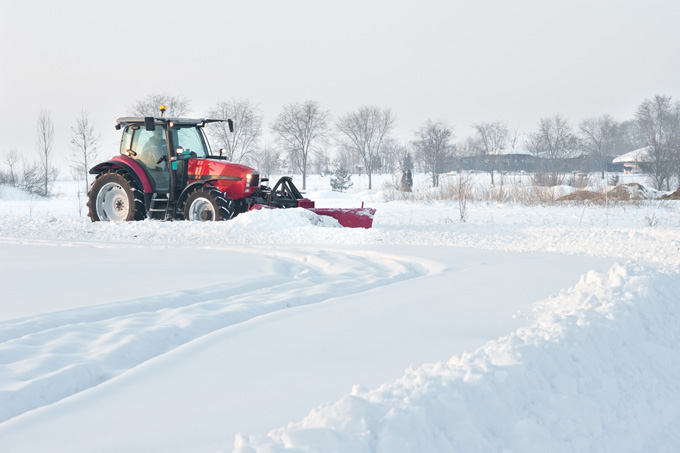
[187,159,260,199]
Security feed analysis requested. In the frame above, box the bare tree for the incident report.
[312,148,332,175]
[271,100,329,190]
[579,115,619,179]
[617,119,645,151]
[1,151,42,194]
[635,95,680,190]
[525,114,579,186]
[413,119,455,187]
[336,106,395,190]
[251,143,282,178]
[69,109,101,188]
[128,93,191,117]
[508,124,522,149]
[473,121,510,185]
[378,138,405,175]
[457,136,482,158]
[334,147,360,174]
[22,160,43,195]
[454,171,474,222]
[36,110,55,196]
[207,99,262,164]
[4,150,19,187]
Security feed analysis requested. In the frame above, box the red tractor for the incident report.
[87,109,375,228]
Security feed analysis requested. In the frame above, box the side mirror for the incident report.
[227,119,234,133]
[144,117,155,131]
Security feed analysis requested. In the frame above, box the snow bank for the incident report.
[0,207,343,247]
[2,203,679,268]
[0,185,40,201]
[234,263,680,452]
[238,207,341,229]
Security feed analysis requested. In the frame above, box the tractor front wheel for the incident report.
[88,170,146,222]
[182,186,234,221]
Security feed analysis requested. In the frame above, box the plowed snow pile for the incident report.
[236,263,680,453]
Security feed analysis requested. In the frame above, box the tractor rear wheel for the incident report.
[181,186,234,221]
[88,170,146,222]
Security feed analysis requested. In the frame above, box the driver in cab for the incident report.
[142,129,167,169]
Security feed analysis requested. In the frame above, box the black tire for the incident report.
[87,170,146,222]
[180,186,234,221]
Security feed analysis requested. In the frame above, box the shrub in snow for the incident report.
[330,166,353,193]
[400,169,413,192]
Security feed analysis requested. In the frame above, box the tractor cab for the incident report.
[103,109,238,218]
[117,116,215,192]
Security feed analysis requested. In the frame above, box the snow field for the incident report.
[1,173,680,452]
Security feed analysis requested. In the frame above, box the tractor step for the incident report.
[148,193,170,219]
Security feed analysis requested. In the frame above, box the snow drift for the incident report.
[235,263,680,453]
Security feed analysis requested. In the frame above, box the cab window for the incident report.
[173,127,208,158]
[120,127,133,155]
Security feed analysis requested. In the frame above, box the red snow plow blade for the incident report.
[250,204,376,228]
[309,207,376,229]
[250,177,376,228]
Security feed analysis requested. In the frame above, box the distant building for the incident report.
[612,146,652,174]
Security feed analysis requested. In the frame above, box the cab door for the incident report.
[121,126,170,192]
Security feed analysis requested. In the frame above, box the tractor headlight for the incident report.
[245,173,252,193]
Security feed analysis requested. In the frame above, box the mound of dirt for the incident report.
[557,183,660,202]
[557,190,601,201]
[605,183,647,201]
[661,187,680,200]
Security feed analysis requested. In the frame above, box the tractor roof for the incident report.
[115,117,225,129]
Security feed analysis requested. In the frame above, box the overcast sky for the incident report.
[1,0,679,164]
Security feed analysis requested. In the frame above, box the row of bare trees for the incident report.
[4,94,679,197]
[1,109,102,196]
[204,99,398,191]
[118,92,680,191]
[461,95,680,190]
[520,96,680,190]
[2,111,58,196]
[203,94,679,191]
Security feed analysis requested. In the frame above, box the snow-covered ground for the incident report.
[1,173,679,452]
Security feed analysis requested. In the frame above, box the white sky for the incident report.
[1,0,679,164]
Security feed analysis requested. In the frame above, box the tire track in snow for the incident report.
[0,247,437,423]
